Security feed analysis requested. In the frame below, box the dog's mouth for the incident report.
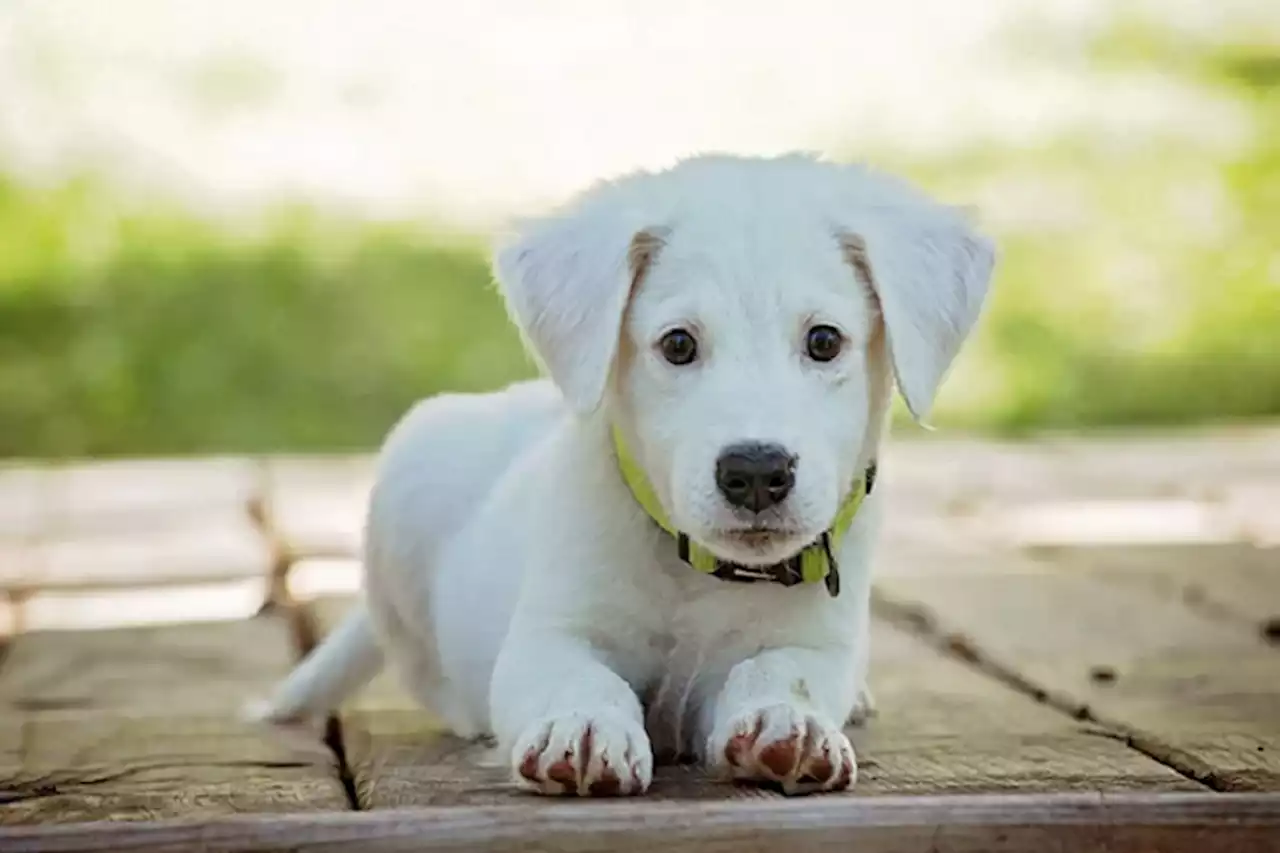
[712,525,808,555]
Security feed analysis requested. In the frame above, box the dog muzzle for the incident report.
[611,427,875,597]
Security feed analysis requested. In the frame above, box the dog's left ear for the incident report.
[837,203,995,422]
[493,200,664,414]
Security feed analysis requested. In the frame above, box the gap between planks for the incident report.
[250,446,1279,804]
[246,462,363,811]
[870,591,1219,792]
[870,563,1280,788]
[276,589,362,812]
[308,595,1202,808]
[0,611,350,824]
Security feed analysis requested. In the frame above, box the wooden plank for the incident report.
[305,597,490,809]
[308,595,1194,809]
[1039,431,1280,504]
[262,457,373,559]
[0,458,259,538]
[1028,543,1280,634]
[962,497,1243,549]
[54,458,260,531]
[1,792,1278,853]
[0,715,343,825]
[246,429,1280,562]
[882,428,1280,508]
[1223,481,1280,547]
[0,614,349,824]
[6,511,272,593]
[0,459,265,593]
[10,581,270,634]
[0,464,51,588]
[880,431,1280,559]
[871,436,1280,572]
[875,551,1280,792]
[882,438,1076,511]
[0,615,303,712]
[0,600,16,639]
[0,466,53,563]
[287,558,362,602]
[0,541,29,588]
[854,623,1198,796]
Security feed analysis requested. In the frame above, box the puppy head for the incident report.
[494,154,994,566]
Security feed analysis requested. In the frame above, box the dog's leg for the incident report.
[703,646,858,795]
[491,631,652,797]
[846,608,877,726]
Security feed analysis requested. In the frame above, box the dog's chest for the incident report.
[640,575,813,760]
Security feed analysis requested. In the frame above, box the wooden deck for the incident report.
[2,430,1279,851]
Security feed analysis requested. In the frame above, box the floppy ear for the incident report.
[493,203,665,414]
[838,206,995,421]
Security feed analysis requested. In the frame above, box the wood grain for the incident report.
[0,614,348,824]
[1,792,1277,853]
[0,458,258,540]
[881,429,1280,508]
[3,515,272,601]
[0,465,53,543]
[0,614,296,712]
[9,582,270,634]
[879,431,1280,559]
[853,622,1197,795]
[308,596,1194,810]
[0,458,266,595]
[1028,542,1280,632]
[876,554,1280,792]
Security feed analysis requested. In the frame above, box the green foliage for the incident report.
[1,10,1276,457]
[886,13,1280,433]
[0,178,532,456]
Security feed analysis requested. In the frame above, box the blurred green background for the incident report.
[1,4,1277,458]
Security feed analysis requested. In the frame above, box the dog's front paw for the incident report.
[511,711,652,797]
[709,704,856,795]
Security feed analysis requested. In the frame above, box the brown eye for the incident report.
[659,328,698,365]
[806,325,844,362]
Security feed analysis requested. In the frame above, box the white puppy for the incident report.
[255,153,994,797]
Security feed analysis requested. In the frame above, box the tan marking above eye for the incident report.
[627,228,668,286]
[837,233,875,288]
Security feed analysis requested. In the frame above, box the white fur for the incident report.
[253,153,995,797]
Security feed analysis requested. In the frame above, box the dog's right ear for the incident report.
[493,201,665,415]
[836,207,995,423]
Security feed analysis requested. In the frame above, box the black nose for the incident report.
[715,442,797,513]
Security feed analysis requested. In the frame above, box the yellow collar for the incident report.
[611,427,875,597]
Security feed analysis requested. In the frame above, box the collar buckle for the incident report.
[821,532,840,597]
[718,564,780,583]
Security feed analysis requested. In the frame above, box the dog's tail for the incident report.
[249,602,384,724]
